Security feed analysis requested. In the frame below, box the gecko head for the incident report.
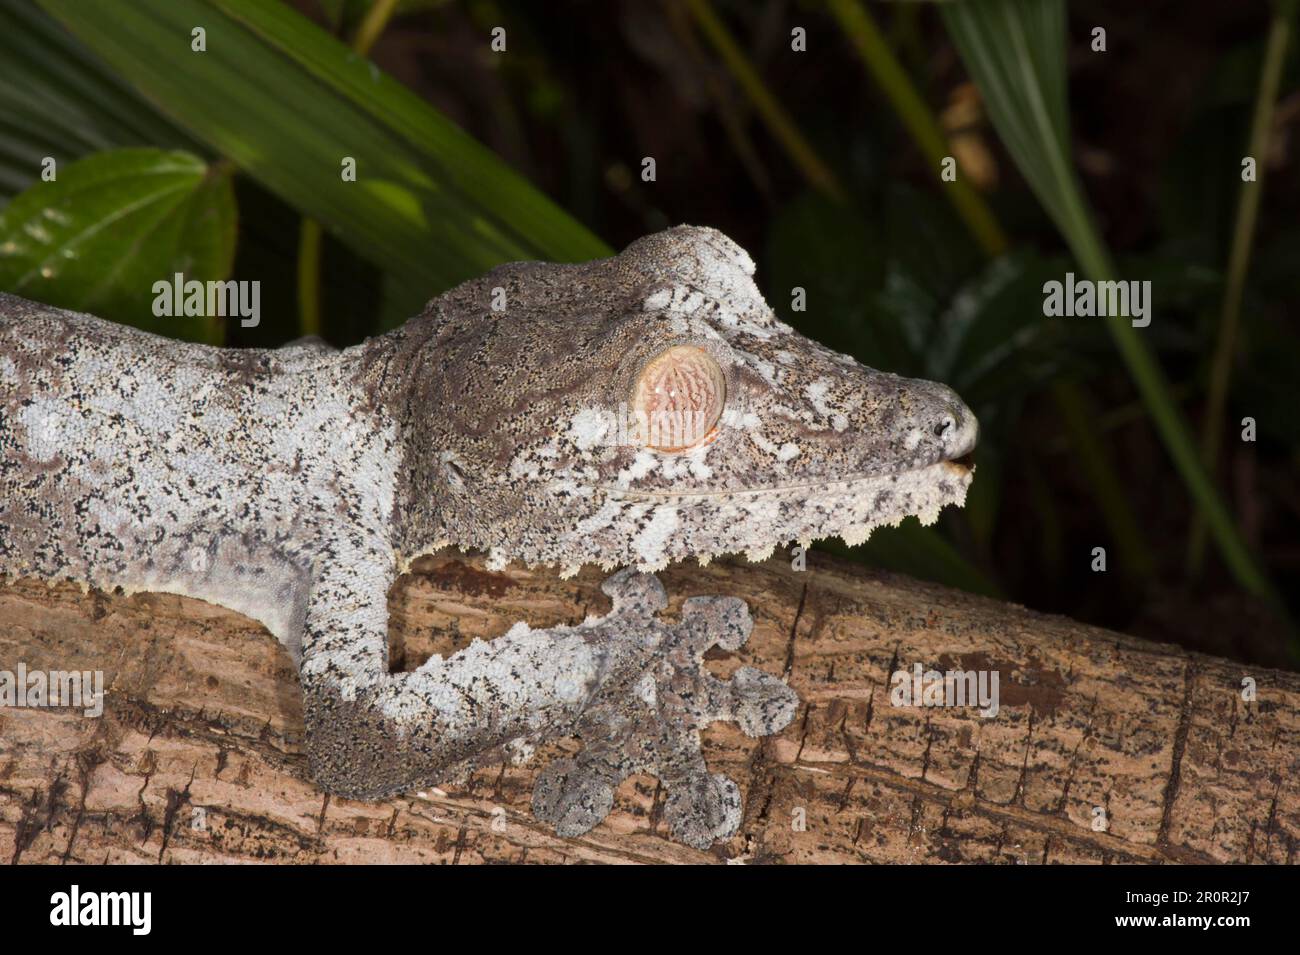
[416,226,977,575]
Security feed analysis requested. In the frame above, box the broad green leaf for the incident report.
[0,0,196,203]
[37,0,610,323]
[874,250,1067,563]
[0,2,380,348]
[0,148,236,343]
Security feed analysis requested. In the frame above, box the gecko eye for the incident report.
[633,345,725,452]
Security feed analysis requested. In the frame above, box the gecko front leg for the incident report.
[298,533,796,847]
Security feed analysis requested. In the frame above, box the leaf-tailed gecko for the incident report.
[0,226,976,848]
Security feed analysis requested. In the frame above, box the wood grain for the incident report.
[1,551,1295,864]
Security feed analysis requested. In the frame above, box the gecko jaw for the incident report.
[595,455,974,502]
[489,455,976,578]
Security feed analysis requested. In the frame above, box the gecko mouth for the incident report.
[599,451,975,501]
[538,456,977,575]
[500,440,978,576]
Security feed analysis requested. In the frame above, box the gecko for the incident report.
[0,226,977,848]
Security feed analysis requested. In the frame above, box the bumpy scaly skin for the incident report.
[0,226,975,846]
[531,572,795,847]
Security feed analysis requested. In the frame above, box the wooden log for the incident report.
[0,551,1295,864]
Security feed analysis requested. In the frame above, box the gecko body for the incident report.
[0,227,976,846]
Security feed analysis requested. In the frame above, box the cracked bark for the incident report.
[0,551,1296,864]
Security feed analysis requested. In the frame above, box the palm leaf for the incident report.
[37,0,610,321]
[0,0,196,201]
[0,148,236,343]
[941,0,1286,620]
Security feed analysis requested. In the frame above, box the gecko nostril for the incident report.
[933,415,955,439]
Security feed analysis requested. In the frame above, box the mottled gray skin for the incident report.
[0,226,976,847]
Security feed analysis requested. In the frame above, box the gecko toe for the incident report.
[728,666,800,737]
[602,568,668,616]
[532,756,619,838]
[680,595,752,651]
[663,772,743,849]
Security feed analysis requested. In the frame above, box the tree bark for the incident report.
[0,551,1295,864]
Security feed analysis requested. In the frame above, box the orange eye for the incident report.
[633,346,725,451]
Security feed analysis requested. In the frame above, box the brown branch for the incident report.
[1,552,1296,864]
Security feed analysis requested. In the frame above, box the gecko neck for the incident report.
[347,312,461,564]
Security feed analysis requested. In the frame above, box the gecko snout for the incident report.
[932,394,979,463]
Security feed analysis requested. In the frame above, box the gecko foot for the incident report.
[531,573,799,848]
